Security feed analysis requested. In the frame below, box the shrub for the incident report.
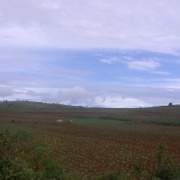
[0,128,66,180]
[0,156,36,180]
[154,141,180,180]
[133,160,143,179]
[97,170,131,180]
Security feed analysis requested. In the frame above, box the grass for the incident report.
[150,119,180,126]
[74,118,131,125]
[0,107,16,113]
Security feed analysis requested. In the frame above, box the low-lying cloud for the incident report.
[0,86,16,97]
[1,83,179,108]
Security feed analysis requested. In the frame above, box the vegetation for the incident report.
[154,141,180,180]
[150,119,180,126]
[0,128,66,180]
[74,118,130,125]
[168,102,173,107]
[0,101,179,179]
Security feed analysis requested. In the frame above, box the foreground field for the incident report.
[0,101,180,179]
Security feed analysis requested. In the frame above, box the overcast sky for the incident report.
[0,0,180,107]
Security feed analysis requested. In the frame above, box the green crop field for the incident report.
[74,118,131,125]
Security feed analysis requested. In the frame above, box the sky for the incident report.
[0,0,180,108]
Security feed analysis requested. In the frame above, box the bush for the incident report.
[154,141,180,180]
[0,156,36,180]
[0,128,66,180]
[98,171,121,180]
[97,170,131,180]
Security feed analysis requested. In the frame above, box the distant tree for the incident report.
[168,102,173,106]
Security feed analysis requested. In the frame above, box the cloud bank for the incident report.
[0,0,180,53]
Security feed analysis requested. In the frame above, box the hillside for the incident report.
[0,101,180,179]
[0,101,180,126]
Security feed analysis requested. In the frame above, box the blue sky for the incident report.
[0,0,180,107]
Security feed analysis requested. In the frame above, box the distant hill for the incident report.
[0,101,180,126]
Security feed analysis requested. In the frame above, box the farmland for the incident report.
[0,101,180,179]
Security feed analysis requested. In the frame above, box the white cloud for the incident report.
[0,0,180,53]
[42,0,61,10]
[55,86,95,105]
[0,86,16,97]
[152,71,170,75]
[48,87,154,108]
[94,95,152,108]
[126,60,161,71]
[1,83,180,107]
[100,57,118,64]
[0,24,48,48]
